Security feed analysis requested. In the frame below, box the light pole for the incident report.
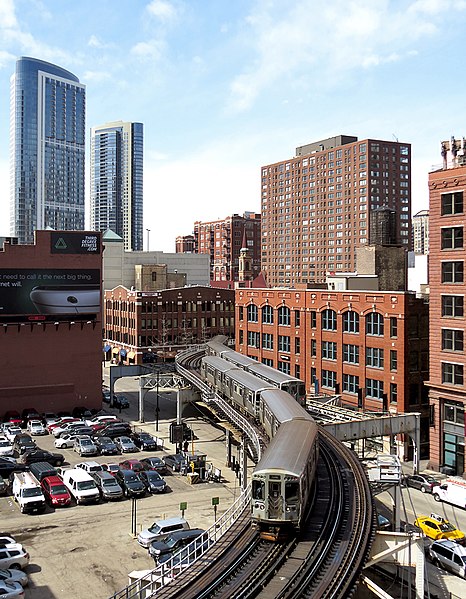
[146,228,150,251]
[155,370,160,432]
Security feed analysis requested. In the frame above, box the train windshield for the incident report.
[285,482,299,502]
[252,480,265,500]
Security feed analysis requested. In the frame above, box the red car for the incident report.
[41,475,72,507]
[119,459,145,473]
[3,411,22,426]
[47,417,77,433]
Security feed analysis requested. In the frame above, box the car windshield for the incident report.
[103,479,117,487]
[140,434,151,439]
[439,522,456,532]
[23,487,43,497]
[425,476,437,483]
[0,441,10,447]
[77,481,96,491]
[81,440,93,446]
[147,472,161,480]
[51,485,67,494]
[100,438,113,444]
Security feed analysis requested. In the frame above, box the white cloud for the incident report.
[131,39,165,62]
[147,0,178,22]
[226,0,464,113]
[87,35,113,49]
[0,0,18,29]
[82,70,112,82]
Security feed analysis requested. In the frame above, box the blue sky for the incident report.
[1,0,465,251]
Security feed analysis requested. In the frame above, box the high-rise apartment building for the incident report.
[412,209,429,254]
[10,57,86,244]
[192,212,261,282]
[261,135,411,286]
[90,121,143,251]
[428,138,466,475]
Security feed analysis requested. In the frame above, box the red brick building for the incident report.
[190,212,261,283]
[428,139,466,475]
[260,135,411,286]
[104,285,235,364]
[235,287,429,457]
[0,230,103,414]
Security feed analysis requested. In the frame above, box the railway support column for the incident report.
[225,429,232,467]
[241,435,248,490]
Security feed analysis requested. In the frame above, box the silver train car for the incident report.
[260,387,312,439]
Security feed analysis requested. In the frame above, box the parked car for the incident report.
[149,528,206,561]
[95,423,132,439]
[46,417,75,434]
[21,408,41,428]
[73,436,98,457]
[41,413,59,426]
[66,426,94,438]
[138,470,167,494]
[114,437,138,453]
[163,454,187,473]
[0,568,28,587]
[85,414,119,427]
[75,461,103,474]
[131,432,158,451]
[102,388,111,404]
[429,539,466,578]
[137,517,190,548]
[119,459,144,473]
[404,474,441,494]
[2,427,22,444]
[112,395,130,410]
[114,469,146,497]
[40,475,72,508]
[141,457,168,475]
[26,420,46,436]
[0,437,14,457]
[94,436,118,455]
[0,458,21,477]
[0,537,16,547]
[91,470,124,501]
[52,421,86,437]
[2,412,22,427]
[414,514,466,543]
[102,463,120,476]
[0,545,29,570]
[12,435,36,456]
[54,432,80,449]
[19,449,65,467]
[0,579,24,597]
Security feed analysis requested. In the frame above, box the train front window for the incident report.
[285,482,299,502]
[252,480,265,500]
[270,482,281,498]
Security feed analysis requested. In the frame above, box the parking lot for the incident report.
[1,388,243,598]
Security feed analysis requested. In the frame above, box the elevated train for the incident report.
[201,341,318,541]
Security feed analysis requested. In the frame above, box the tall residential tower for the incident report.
[10,57,86,244]
[90,121,143,251]
[260,135,411,286]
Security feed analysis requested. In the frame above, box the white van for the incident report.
[137,517,190,548]
[61,468,100,505]
[12,472,46,514]
[429,539,466,578]
[432,477,466,509]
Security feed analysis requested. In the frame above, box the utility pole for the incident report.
[146,228,150,251]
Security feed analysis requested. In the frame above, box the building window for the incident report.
[366,312,384,336]
[295,337,301,354]
[247,304,258,322]
[442,295,464,317]
[442,362,464,385]
[247,331,260,348]
[442,329,464,352]
[277,361,290,375]
[322,341,337,360]
[239,329,243,344]
[278,306,291,326]
[294,310,301,327]
[343,344,359,364]
[295,364,301,379]
[366,347,384,368]
[390,350,397,371]
[151,272,157,281]
[310,339,317,357]
[343,310,359,333]
[278,335,291,352]
[441,227,464,250]
[442,261,464,283]
[310,311,317,328]
[441,191,463,216]
[262,357,273,366]
[343,374,359,394]
[238,306,243,321]
[322,369,337,389]
[390,317,397,338]
[262,333,274,350]
[262,305,273,324]
[366,378,384,400]
[444,401,464,425]
[322,309,337,331]
[390,383,398,403]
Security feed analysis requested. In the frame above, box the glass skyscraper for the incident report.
[90,121,143,251]
[10,57,86,244]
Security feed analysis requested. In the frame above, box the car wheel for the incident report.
[56,460,63,466]
[421,486,426,493]
[10,564,21,570]
[433,493,441,502]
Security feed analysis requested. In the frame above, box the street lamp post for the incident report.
[146,228,150,251]
[155,371,160,432]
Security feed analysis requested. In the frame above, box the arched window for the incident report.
[321,309,337,331]
[366,312,384,336]
[262,305,274,324]
[247,304,258,322]
[278,306,290,325]
[343,310,359,333]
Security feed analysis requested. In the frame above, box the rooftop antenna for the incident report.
[392,133,398,142]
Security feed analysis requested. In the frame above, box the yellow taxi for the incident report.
[414,513,465,544]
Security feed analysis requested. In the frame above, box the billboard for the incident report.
[0,269,100,321]
[50,232,100,254]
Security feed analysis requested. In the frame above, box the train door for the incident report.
[267,475,283,520]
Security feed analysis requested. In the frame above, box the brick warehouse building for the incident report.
[428,138,466,475]
[235,287,430,458]
[104,286,235,364]
[0,230,103,414]
[260,135,411,287]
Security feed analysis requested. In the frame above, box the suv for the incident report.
[137,517,190,548]
[429,539,466,578]
[149,529,206,561]
[114,469,145,498]
[12,434,36,456]
[0,545,30,570]
[73,436,98,456]
[41,475,72,507]
[75,461,103,473]
[91,470,124,501]
[19,448,64,467]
